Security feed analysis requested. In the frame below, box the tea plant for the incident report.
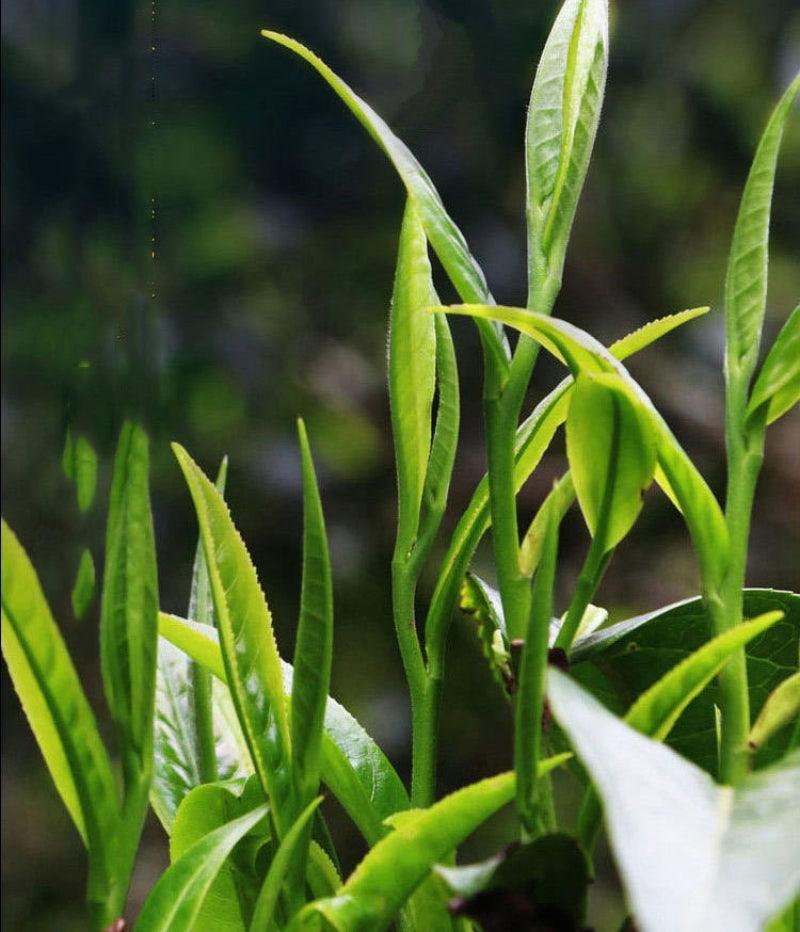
[3,0,799,928]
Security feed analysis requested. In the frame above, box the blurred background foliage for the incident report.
[2,0,799,927]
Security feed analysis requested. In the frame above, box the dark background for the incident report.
[2,0,799,928]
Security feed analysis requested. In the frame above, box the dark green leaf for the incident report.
[172,445,294,835]
[135,803,269,932]
[100,422,159,790]
[549,669,800,932]
[748,305,800,426]
[1,520,119,925]
[570,589,800,774]
[725,74,800,383]
[63,430,98,513]
[71,548,96,621]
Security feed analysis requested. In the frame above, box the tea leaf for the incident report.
[520,472,576,577]
[515,502,559,831]
[549,669,800,932]
[292,758,568,931]
[62,430,98,513]
[260,30,509,381]
[725,74,800,382]
[292,420,334,807]
[389,201,437,545]
[173,445,294,835]
[749,673,800,753]
[71,548,96,621]
[527,0,608,291]
[425,306,710,670]
[437,304,729,588]
[1,521,118,910]
[170,777,269,931]
[571,589,800,773]
[135,803,269,932]
[459,573,512,693]
[158,612,409,844]
[250,797,323,931]
[747,305,800,426]
[566,373,656,552]
[100,422,158,790]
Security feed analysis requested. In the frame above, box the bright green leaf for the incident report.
[1,520,119,923]
[249,797,323,931]
[526,0,608,292]
[725,74,800,382]
[135,803,269,932]
[292,419,334,808]
[566,372,656,551]
[389,200,437,543]
[172,445,293,836]
[157,612,409,845]
[549,669,800,932]
[291,758,568,932]
[71,548,96,621]
[750,673,800,753]
[100,422,159,790]
[422,313,460,523]
[747,306,800,426]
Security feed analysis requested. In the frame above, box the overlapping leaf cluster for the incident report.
[2,2,799,930]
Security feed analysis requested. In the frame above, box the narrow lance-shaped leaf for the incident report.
[549,669,800,932]
[135,804,269,932]
[436,304,729,590]
[291,757,568,932]
[158,612,409,845]
[725,73,800,384]
[515,502,559,832]
[424,306,710,673]
[527,0,608,294]
[249,797,323,932]
[389,200,437,549]
[292,420,334,806]
[172,445,294,836]
[259,30,509,383]
[71,548,96,621]
[1,520,119,926]
[566,372,657,553]
[747,305,800,426]
[749,672,800,754]
[100,422,159,792]
[63,429,99,513]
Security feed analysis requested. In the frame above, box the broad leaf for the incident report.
[526,0,608,292]
[566,372,656,551]
[249,797,323,931]
[135,803,269,932]
[725,74,800,383]
[424,306,710,672]
[747,305,800,426]
[62,429,98,513]
[437,304,729,588]
[389,200,437,542]
[570,589,800,774]
[71,548,96,621]
[1,520,119,922]
[260,30,509,380]
[292,758,568,931]
[292,419,334,809]
[158,612,409,844]
[549,669,800,932]
[173,445,294,835]
[100,422,159,790]
[169,778,270,932]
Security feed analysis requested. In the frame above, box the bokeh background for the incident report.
[2,0,799,927]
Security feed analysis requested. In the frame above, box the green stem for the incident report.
[191,664,218,783]
[554,536,610,652]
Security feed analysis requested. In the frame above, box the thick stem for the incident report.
[191,664,218,783]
